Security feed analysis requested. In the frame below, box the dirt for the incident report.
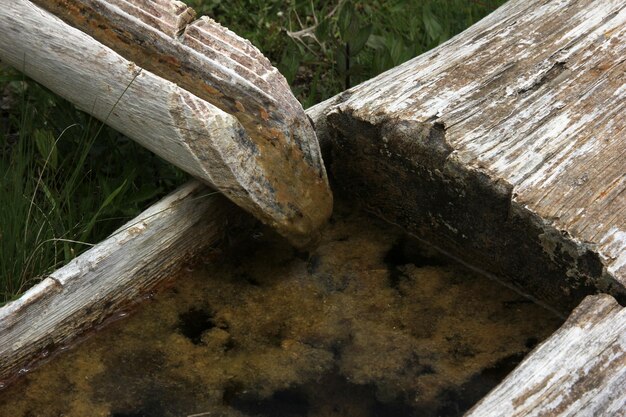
[0,203,564,417]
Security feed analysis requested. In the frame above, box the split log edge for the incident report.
[309,0,626,312]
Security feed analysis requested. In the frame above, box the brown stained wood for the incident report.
[466,294,626,417]
[0,0,320,248]
[0,181,240,385]
[27,0,332,246]
[309,0,626,312]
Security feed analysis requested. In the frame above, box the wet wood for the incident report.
[467,294,626,417]
[0,0,332,247]
[309,0,626,312]
[0,181,238,385]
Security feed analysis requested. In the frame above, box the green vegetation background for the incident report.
[0,0,506,303]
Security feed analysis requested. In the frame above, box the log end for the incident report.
[268,163,334,249]
[243,118,334,248]
[20,0,334,247]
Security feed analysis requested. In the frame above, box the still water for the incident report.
[0,204,563,417]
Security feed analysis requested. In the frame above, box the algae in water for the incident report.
[0,205,563,417]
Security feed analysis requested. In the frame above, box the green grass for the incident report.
[0,0,506,304]
[0,72,186,304]
[186,0,506,107]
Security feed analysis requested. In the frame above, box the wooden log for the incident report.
[0,181,240,385]
[0,0,622,410]
[466,294,626,417]
[0,0,332,247]
[309,0,626,312]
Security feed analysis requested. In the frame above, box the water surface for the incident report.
[0,204,563,417]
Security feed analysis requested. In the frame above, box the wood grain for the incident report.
[466,294,625,417]
[0,181,237,385]
[309,0,626,311]
[0,0,332,246]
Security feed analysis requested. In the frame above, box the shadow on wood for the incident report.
[310,0,626,312]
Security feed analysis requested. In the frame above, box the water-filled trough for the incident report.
[0,0,624,415]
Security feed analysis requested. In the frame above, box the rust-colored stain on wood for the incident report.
[259,106,270,122]
[31,0,332,246]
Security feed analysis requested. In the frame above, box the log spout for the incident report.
[0,0,332,246]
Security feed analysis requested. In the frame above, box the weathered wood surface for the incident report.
[309,0,626,312]
[0,0,332,246]
[466,294,625,417]
[0,181,237,385]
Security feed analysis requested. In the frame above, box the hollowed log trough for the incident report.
[0,0,625,414]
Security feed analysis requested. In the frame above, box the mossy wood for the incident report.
[309,0,626,312]
[0,181,238,385]
[0,0,332,247]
